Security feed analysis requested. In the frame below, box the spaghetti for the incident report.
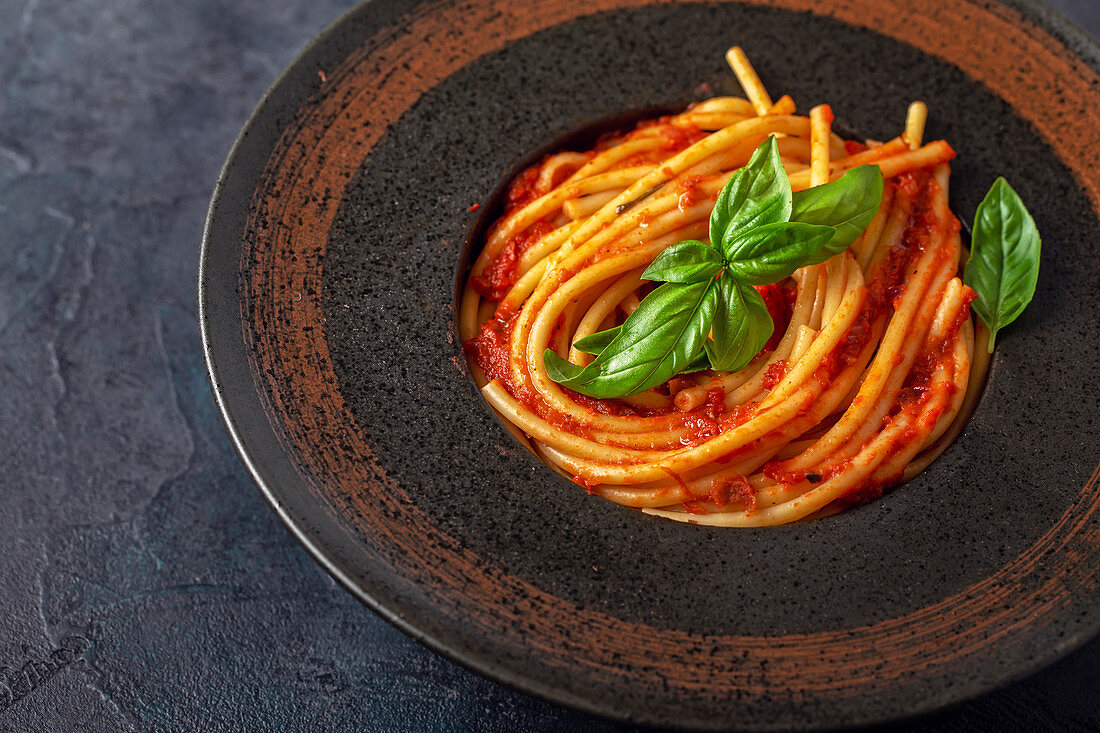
[460,49,989,526]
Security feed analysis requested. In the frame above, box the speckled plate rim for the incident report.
[199,0,1100,729]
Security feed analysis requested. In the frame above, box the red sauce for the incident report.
[754,282,794,353]
[844,139,868,156]
[616,152,656,168]
[652,120,708,152]
[718,402,757,432]
[709,474,756,511]
[676,175,705,212]
[464,311,595,436]
[660,123,706,151]
[464,308,518,389]
[837,483,886,508]
[762,457,850,487]
[889,286,975,419]
[701,388,725,420]
[572,474,597,494]
[680,415,718,446]
[862,173,939,329]
[895,170,922,198]
[762,360,789,390]
[868,243,908,311]
[677,390,724,446]
[505,165,542,210]
[820,301,875,382]
[470,219,554,300]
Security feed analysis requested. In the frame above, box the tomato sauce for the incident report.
[754,282,793,353]
[464,311,592,436]
[762,360,789,390]
[707,474,756,511]
[465,308,518,389]
[843,139,868,156]
[571,473,597,493]
[680,415,718,446]
[762,457,849,487]
[470,219,554,300]
[658,122,708,151]
[504,165,542,211]
[674,390,724,445]
[675,175,705,212]
[718,402,757,432]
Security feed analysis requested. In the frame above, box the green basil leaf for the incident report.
[962,177,1041,352]
[680,350,712,374]
[642,240,724,283]
[572,326,621,355]
[711,136,791,257]
[573,326,713,369]
[724,222,835,285]
[791,165,884,265]
[543,279,719,398]
[543,349,588,384]
[705,274,773,372]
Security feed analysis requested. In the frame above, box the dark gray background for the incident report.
[0,0,1096,731]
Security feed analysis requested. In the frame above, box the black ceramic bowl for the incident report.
[200,0,1100,728]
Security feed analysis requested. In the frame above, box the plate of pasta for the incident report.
[200,0,1100,729]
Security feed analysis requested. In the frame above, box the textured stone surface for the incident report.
[0,1,1096,731]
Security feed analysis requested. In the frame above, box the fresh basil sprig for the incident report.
[544,137,883,398]
[962,177,1041,353]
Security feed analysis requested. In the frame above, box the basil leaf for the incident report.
[791,165,884,265]
[724,222,835,286]
[544,279,719,398]
[543,350,587,384]
[573,328,714,374]
[705,274,773,372]
[572,326,621,355]
[963,177,1041,352]
[642,241,724,283]
[680,350,712,373]
[574,327,712,371]
[711,136,791,258]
